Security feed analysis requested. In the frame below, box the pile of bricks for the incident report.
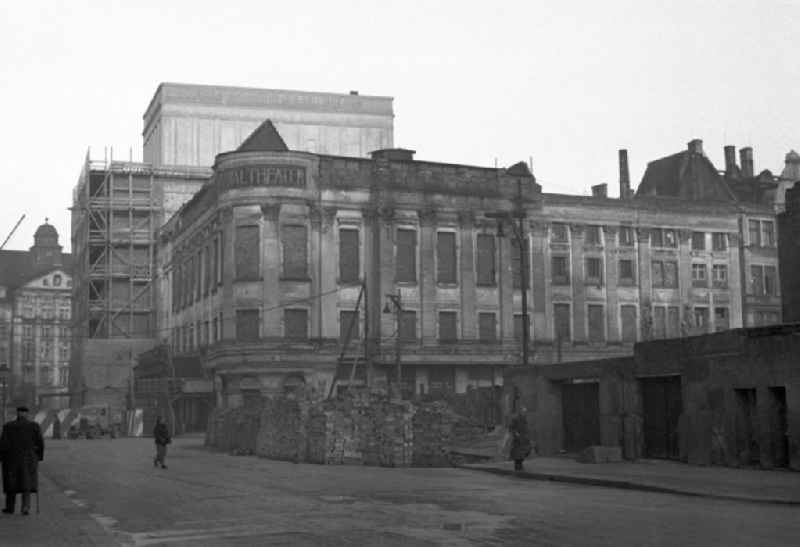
[255,396,309,462]
[412,401,485,467]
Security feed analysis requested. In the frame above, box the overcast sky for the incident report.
[1,0,797,252]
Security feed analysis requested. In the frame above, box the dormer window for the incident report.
[53,275,62,287]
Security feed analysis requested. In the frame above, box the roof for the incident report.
[506,161,534,178]
[637,151,737,202]
[34,222,58,240]
[0,250,72,291]
[235,119,289,153]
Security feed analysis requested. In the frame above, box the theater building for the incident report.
[157,121,781,407]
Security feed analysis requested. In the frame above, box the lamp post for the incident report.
[485,209,530,369]
[383,291,403,398]
[0,364,10,425]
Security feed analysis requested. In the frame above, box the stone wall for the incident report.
[206,391,484,468]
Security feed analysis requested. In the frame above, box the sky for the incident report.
[1,0,798,252]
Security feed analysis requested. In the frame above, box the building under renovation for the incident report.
[69,83,396,410]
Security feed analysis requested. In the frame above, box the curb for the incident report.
[463,465,800,506]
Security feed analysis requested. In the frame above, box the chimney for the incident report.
[740,147,754,178]
[687,139,704,156]
[591,183,608,198]
[618,149,631,199]
[723,145,737,176]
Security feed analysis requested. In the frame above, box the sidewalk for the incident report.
[0,468,120,546]
[465,457,800,505]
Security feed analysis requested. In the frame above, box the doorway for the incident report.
[734,388,759,466]
[768,387,789,468]
[640,376,682,460]
[561,381,601,453]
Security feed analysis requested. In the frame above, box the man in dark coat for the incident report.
[509,407,532,472]
[153,416,171,469]
[1,406,44,515]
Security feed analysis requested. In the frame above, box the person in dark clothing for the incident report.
[509,407,532,472]
[1,406,44,515]
[153,416,171,469]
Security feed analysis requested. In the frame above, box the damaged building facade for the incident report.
[70,83,395,410]
[157,124,781,411]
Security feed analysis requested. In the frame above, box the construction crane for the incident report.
[0,214,26,250]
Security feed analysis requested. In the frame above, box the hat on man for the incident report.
[16,405,29,412]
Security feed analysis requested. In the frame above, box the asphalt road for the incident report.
[23,437,800,546]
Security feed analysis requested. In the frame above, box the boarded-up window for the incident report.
[284,309,308,339]
[399,310,417,341]
[554,303,571,341]
[478,312,496,342]
[235,225,260,280]
[339,310,360,342]
[396,229,417,283]
[552,256,570,285]
[621,305,637,343]
[588,304,605,342]
[668,306,680,337]
[437,232,457,283]
[476,234,496,286]
[438,311,457,341]
[236,309,259,341]
[653,307,666,339]
[282,225,308,279]
[511,239,530,289]
[339,229,360,283]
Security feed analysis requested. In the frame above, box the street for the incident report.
[4,436,799,546]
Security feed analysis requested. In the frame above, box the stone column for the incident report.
[604,225,620,342]
[530,221,548,342]
[636,228,653,339]
[261,203,282,337]
[220,207,235,340]
[498,222,513,341]
[570,224,586,343]
[458,212,476,340]
[727,232,744,328]
[419,209,437,343]
[319,208,338,338]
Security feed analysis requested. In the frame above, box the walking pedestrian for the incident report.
[509,407,532,472]
[153,416,171,469]
[0,406,45,515]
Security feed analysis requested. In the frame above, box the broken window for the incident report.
[476,234,496,286]
[618,226,634,246]
[750,265,765,296]
[282,225,308,279]
[235,225,260,281]
[339,228,360,284]
[437,231,457,284]
[396,229,417,283]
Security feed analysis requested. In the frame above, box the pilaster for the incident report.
[727,232,744,328]
[458,212,476,340]
[220,206,235,340]
[419,209,437,343]
[498,222,513,341]
[261,203,282,337]
[319,207,338,338]
[570,223,586,342]
[530,220,548,342]
[603,225,620,342]
[636,227,653,337]
[678,229,692,318]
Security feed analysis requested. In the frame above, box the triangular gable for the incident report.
[22,268,71,290]
[236,120,289,153]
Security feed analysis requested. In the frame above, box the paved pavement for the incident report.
[466,457,800,505]
[4,436,800,546]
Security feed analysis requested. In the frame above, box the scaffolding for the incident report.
[72,148,158,342]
